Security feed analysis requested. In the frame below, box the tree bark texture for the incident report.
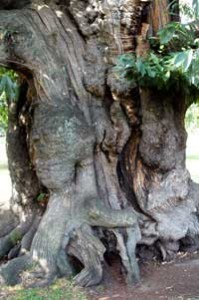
[0,0,198,287]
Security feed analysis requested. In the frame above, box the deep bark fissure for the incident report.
[0,0,198,288]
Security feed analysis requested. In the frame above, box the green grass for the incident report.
[1,279,88,300]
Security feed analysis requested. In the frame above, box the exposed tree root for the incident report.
[113,225,141,284]
[68,224,105,287]
[57,197,140,287]
[86,198,139,228]
[20,216,41,255]
[0,255,31,286]
[7,244,21,260]
[0,210,19,238]
[0,191,140,287]
[0,215,35,259]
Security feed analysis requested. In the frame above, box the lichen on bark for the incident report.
[0,0,198,288]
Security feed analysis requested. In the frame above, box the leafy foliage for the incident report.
[181,0,199,21]
[115,0,199,103]
[0,67,19,133]
[157,21,198,50]
[169,0,199,21]
[116,49,199,98]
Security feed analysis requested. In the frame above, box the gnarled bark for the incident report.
[0,0,198,288]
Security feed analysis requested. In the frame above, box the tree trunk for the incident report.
[0,0,198,287]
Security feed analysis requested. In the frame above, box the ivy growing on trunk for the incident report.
[0,68,19,132]
[116,6,199,103]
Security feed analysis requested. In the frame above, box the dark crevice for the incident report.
[103,85,114,119]
[68,256,84,275]
[116,87,142,213]
[100,130,111,163]
[120,87,142,128]
[136,1,151,36]
[169,0,180,22]
[136,244,161,263]
[5,69,43,207]
[179,235,199,253]
[0,0,31,10]
[117,137,142,214]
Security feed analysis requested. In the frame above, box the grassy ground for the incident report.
[0,278,88,300]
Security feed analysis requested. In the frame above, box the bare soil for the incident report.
[87,252,199,300]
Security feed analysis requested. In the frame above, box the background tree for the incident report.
[0,0,199,287]
[0,68,18,133]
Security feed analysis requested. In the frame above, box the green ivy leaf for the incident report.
[158,22,179,44]
[174,49,193,71]
[37,193,46,202]
[136,58,146,76]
